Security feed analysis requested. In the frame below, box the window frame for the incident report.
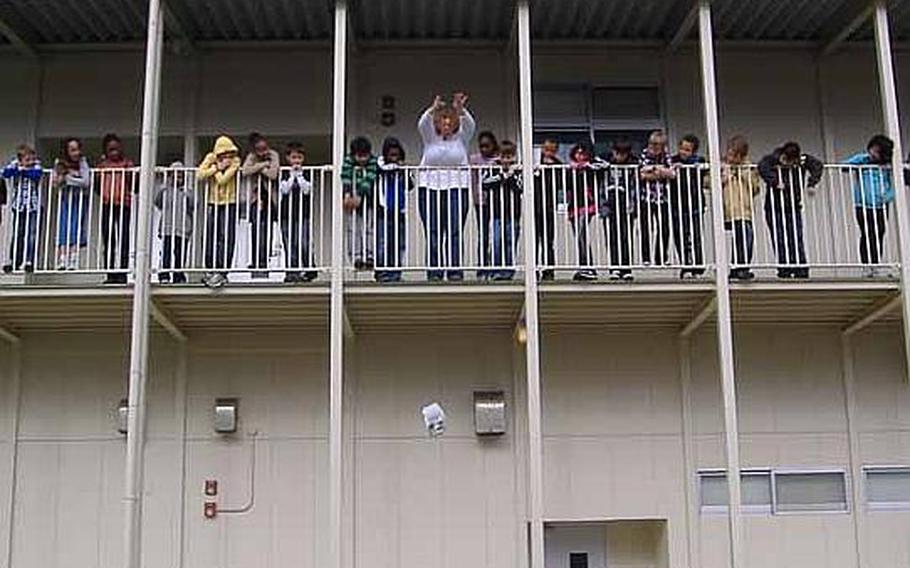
[863,465,910,512]
[532,82,666,147]
[697,468,773,516]
[770,468,850,516]
[697,467,851,516]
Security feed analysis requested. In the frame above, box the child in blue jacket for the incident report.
[845,135,895,269]
[2,144,43,273]
[375,137,411,282]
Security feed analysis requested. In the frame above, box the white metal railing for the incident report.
[0,165,332,283]
[537,163,714,280]
[1,162,906,285]
[154,166,332,284]
[0,167,139,277]
[728,164,901,279]
[345,165,523,282]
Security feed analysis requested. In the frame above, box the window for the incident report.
[569,552,589,568]
[773,471,848,513]
[698,468,849,515]
[864,466,910,510]
[698,470,772,514]
[532,85,663,159]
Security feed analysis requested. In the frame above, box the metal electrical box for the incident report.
[117,398,129,435]
[214,398,239,434]
[473,391,506,436]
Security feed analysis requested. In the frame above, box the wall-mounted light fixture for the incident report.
[214,398,239,434]
[474,391,506,436]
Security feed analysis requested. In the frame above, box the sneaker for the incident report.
[491,271,515,281]
[622,272,634,281]
[203,272,226,289]
[2,264,11,274]
[354,260,365,270]
[284,272,302,284]
[792,267,810,279]
[573,270,597,282]
[56,251,68,271]
[609,270,623,281]
[23,263,33,274]
[427,271,445,282]
[251,271,269,280]
[173,273,188,284]
[301,271,318,282]
[67,249,80,271]
[862,267,877,279]
[539,269,555,282]
[159,273,172,284]
[446,271,464,282]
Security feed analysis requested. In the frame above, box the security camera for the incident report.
[421,402,446,437]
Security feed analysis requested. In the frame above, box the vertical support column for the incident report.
[516,3,545,568]
[872,0,910,381]
[697,2,745,568]
[329,4,348,568]
[25,63,42,149]
[840,333,866,568]
[2,335,21,568]
[182,56,200,166]
[122,1,164,567]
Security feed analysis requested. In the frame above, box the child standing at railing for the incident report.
[602,140,638,281]
[154,162,195,284]
[279,142,317,284]
[534,139,562,281]
[197,135,241,288]
[567,141,603,281]
[670,134,708,279]
[241,133,281,279]
[480,140,522,281]
[639,130,676,268]
[2,144,43,273]
[96,133,135,284]
[54,138,91,271]
[722,136,762,281]
[470,131,500,280]
[846,135,895,273]
[341,137,379,271]
[758,141,823,279]
[375,137,410,283]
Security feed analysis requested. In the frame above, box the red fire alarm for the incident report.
[204,502,217,520]
[204,479,218,496]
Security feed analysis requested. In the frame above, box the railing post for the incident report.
[329,4,347,568]
[516,2,545,568]
[123,0,164,567]
[697,2,745,568]
[872,0,910,382]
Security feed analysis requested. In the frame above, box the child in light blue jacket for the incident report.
[845,135,895,267]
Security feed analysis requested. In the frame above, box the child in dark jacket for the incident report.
[341,137,379,270]
[639,130,676,267]
[758,141,824,278]
[567,141,605,281]
[670,134,708,278]
[602,140,639,280]
[375,137,411,283]
[2,144,43,273]
[534,139,562,281]
[480,140,522,281]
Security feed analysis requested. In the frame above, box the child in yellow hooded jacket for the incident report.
[197,136,241,288]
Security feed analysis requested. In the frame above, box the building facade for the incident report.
[0,1,910,568]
